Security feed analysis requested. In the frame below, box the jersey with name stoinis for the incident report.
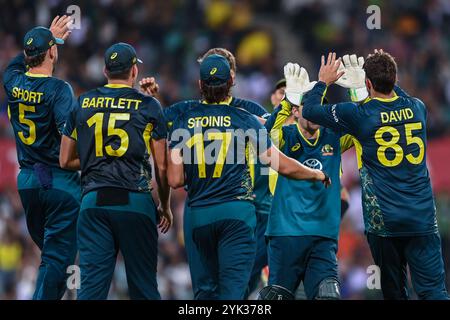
[63,85,166,195]
[3,53,75,169]
[163,97,273,212]
[169,102,271,207]
[303,82,437,237]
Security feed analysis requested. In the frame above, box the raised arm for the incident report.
[3,53,27,86]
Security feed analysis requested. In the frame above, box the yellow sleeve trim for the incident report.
[270,100,292,149]
[340,134,355,153]
[70,128,78,140]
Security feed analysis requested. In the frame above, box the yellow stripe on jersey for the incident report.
[270,99,292,149]
[352,137,364,169]
[201,96,233,106]
[340,134,355,153]
[143,123,154,154]
[104,84,132,89]
[297,124,320,146]
[70,128,78,140]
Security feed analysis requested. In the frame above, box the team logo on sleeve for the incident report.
[303,158,323,170]
[321,144,334,156]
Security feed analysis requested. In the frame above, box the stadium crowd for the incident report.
[0,0,449,299]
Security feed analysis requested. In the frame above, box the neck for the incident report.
[108,79,133,87]
[299,125,319,139]
[371,90,395,100]
[28,63,53,77]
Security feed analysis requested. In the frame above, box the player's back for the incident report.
[4,61,73,169]
[170,101,269,207]
[355,93,436,236]
[70,85,165,194]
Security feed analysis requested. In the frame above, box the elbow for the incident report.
[167,172,184,189]
[59,156,69,169]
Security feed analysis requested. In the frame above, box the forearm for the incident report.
[59,136,80,170]
[302,81,328,122]
[278,153,322,181]
[155,172,171,208]
[167,148,185,188]
[63,159,81,171]
[3,53,27,84]
[155,166,171,209]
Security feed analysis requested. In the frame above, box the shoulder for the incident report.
[231,97,269,118]
[163,99,199,120]
[282,123,297,135]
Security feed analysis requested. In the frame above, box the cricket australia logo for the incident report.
[321,144,334,156]
[303,158,323,170]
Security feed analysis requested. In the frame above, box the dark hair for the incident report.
[200,79,233,104]
[363,51,397,94]
[25,51,47,68]
[198,48,237,73]
[105,67,132,80]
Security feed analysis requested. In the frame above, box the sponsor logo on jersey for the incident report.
[303,158,323,170]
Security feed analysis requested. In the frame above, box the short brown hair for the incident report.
[105,67,132,80]
[198,48,237,73]
[25,51,47,68]
[200,79,233,104]
[363,51,397,94]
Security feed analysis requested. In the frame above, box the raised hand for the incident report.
[318,52,344,86]
[284,62,317,106]
[139,77,159,97]
[49,15,73,41]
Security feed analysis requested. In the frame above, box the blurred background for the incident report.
[0,0,449,299]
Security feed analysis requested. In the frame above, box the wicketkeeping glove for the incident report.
[284,62,317,106]
[336,54,368,102]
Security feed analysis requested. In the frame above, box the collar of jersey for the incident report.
[296,123,320,147]
[364,93,399,104]
[25,71,49,78]
[104,84,132,89]
[201,96,233,106]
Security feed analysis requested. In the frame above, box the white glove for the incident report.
[336,54,368,102]
[284,62,317,106]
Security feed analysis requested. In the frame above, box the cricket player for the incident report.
[60,43,172,299]
[167,54,330,300]
[260,63,354,300]
[302,51,449,300]
[140,47,273,299]
[2,16,79,300]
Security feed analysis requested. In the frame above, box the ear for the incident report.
[292,106,300,117]
[103,66,108,79]
[48,47,55,60]
[365,78,372,91]
[132,64,138,80]
[230,69,236,85]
